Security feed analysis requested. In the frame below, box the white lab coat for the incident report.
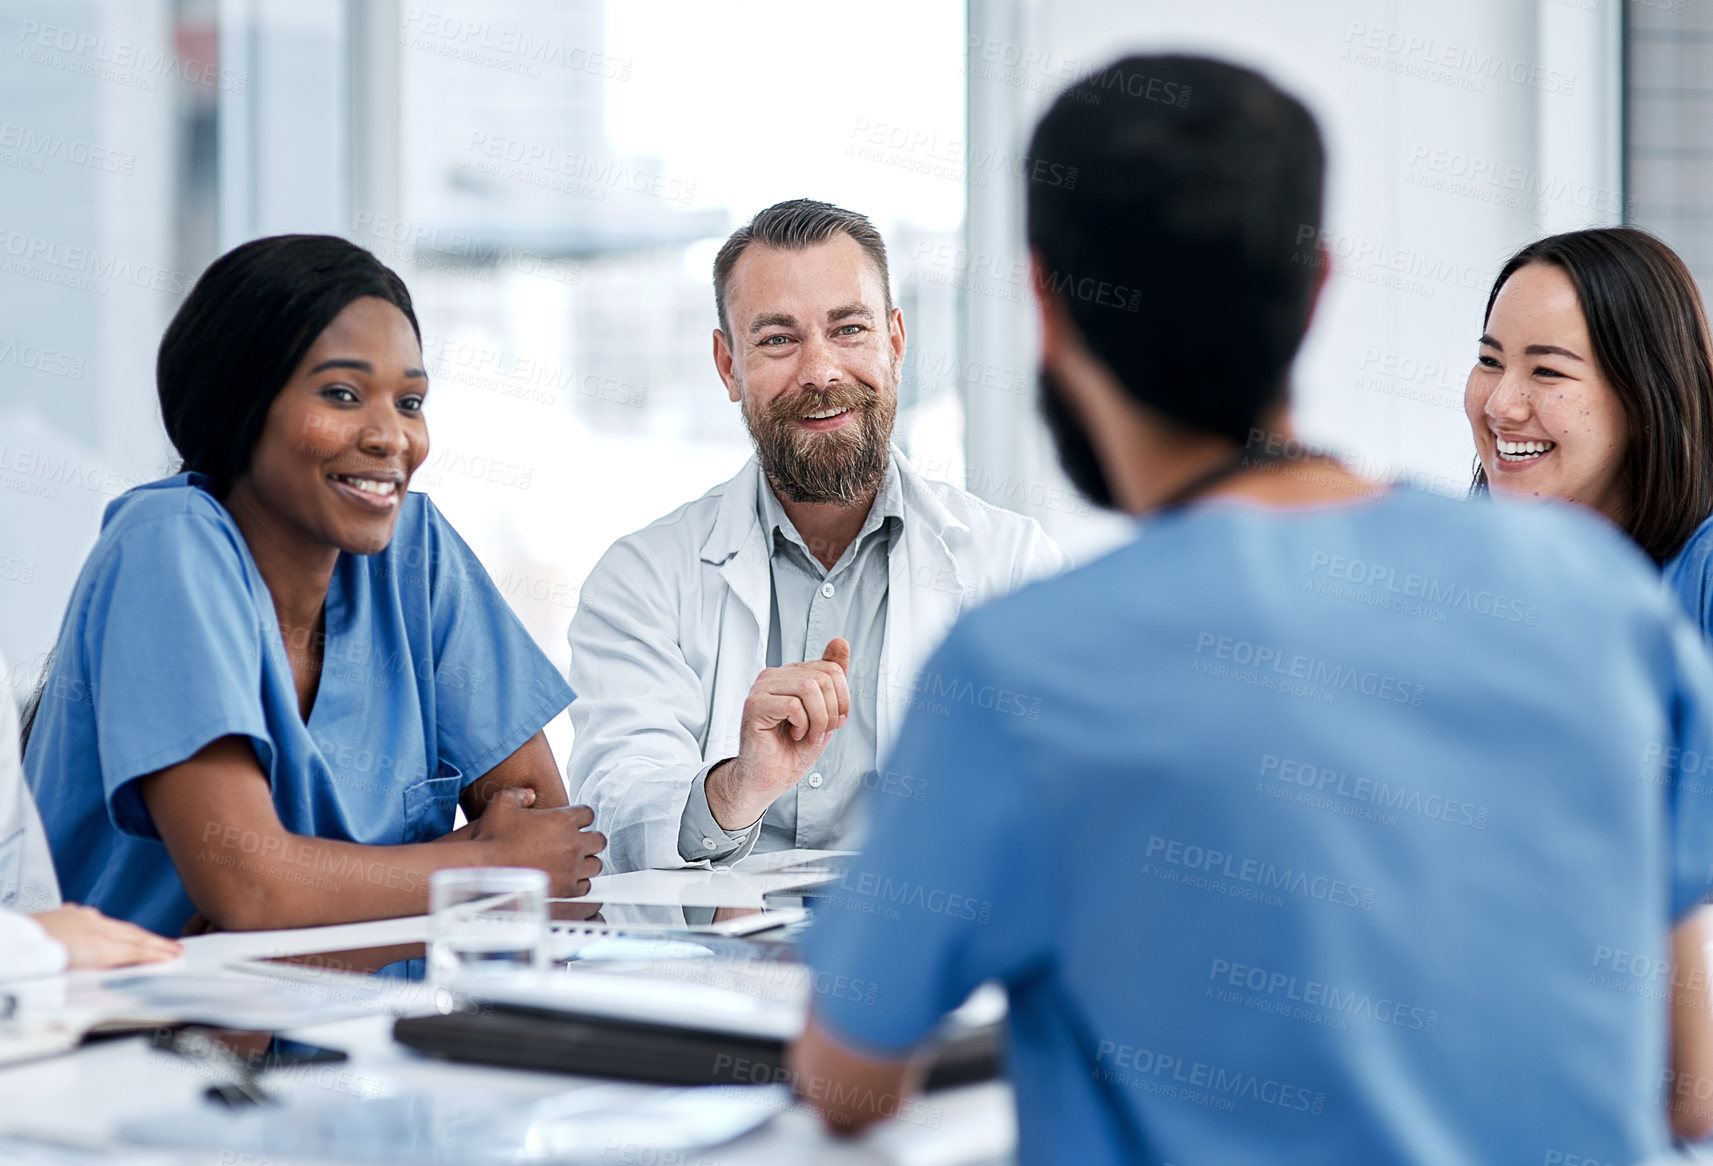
[568,448,1070,872]
[1,648,66,979]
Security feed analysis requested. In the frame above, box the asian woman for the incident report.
[1464,226,1713,1138]
[1466,227,1713,625]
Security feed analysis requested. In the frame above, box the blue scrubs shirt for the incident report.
[1666,513,1713,635]
[805,487,1713,1165]
[25,474,573,936]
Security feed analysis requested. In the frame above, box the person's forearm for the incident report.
[1671,907,1713,1139]
[790,1015,920,1135]
[142,735,588,930]
[187,827,498,931]
[705,758,769,831]
[680,763,761,864]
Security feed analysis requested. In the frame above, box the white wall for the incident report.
[0,0,180,683]
[963,0,1623,558]
[0,0,1628,686]
[218,0,346,246]
[0,0,349,686]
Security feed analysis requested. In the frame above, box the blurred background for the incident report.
[0,0,1679,758]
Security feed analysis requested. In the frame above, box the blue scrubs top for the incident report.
[804,487,1713,1166]
[1665,513,1713,635]
[24,474,573,937]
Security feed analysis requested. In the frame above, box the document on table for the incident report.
[67,970,385,1033]
[117,1081,787,1165]
[0,967,388,1069]
[730,847,856,873]
[0,1023,80,1069]
[570,848,854,908]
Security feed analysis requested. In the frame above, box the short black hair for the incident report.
[1026,55,1326,442]
[157,234,420,496]
[712,198,892,337]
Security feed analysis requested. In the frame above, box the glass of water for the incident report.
[428,867,549,993]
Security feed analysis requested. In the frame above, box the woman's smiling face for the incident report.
[1465,261,1631,525]
[227,296,430,556]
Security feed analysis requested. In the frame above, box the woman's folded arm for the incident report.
[139,735,602,932]
[458,730,570,819]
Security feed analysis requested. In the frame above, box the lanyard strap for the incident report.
[1153,446,1285,514]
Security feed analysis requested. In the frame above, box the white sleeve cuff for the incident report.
[0,909,68,981]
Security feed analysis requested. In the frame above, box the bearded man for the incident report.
[568,199,1068,872]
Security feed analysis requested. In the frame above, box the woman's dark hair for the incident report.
[157,234,420,497]
[1025,54,1326,443]
[1472,228,1713,564]
[21,236,419,756]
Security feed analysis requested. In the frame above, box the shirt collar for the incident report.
[757,454,904,564]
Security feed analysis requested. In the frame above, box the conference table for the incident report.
[0,914,1016,1165]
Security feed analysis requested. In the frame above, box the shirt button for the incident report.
[806,772,824,789]
[701,836,716,850]
[820,582,835,598]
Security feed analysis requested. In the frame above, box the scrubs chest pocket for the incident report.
[401,763,465,843]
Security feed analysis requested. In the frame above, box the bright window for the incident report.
[389,0,969,752]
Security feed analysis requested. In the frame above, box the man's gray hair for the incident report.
[712,198,892,337]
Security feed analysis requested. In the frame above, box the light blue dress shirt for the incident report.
[25,474,573,936]
[756,474,900,850]
[677,462,902,860]
[805,487,1713,1166]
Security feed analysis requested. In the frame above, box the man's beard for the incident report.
[1039,367,1117,510]
[742,375,898,506]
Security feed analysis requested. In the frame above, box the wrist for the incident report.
[706,759,762,832]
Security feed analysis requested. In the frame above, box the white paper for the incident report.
[67,971,385,1031]
[117,1082,786,1164]
[729,847,855,873]
[571,851,848,909]
[472,960,807,1040]
[0,1024,80,1069]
